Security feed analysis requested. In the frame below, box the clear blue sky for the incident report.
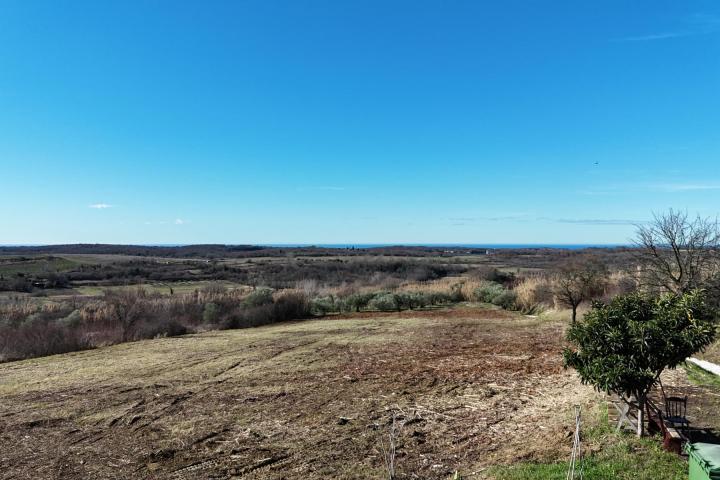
[1,1,719,245]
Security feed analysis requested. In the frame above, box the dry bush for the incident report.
[467,266,516,286]
[295,279,321,297]
[193,285,248,305]
[398,277,483,301]
[0,319,92,362]
[2,285,316,362]
[272,290,312,321]
[369,272,401,290]
[514,276,554,313]
[103,288,149,342]
[0,298,38,325]
[604,271,638,299]
[222,290,311,329]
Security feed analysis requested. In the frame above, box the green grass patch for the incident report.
[74,281,245,297]
[685,361,720,389]
[0,256,79,276]
[485,405,687,480]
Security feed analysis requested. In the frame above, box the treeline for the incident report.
[0,263,648,362]
[0,244,481,259]
[0,286,313,361]
[0,243,635,260]
[0,244,266,258]
[0,258,467,293]
[0,278,479,362]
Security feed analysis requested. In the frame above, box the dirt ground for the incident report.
[654,366,720,443]
[0,306,593,479]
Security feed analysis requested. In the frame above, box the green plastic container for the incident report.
[686,443,720,480]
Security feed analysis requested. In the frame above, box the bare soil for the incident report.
[0,306,592,479]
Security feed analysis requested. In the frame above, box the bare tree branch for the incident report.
[633,209,720,294]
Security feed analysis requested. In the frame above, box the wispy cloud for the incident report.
[553,218,643,226]
[615,32,694,42]
[579,181,720,195]
[448,214,531,222]
[296,186,346,192]
[89,203,113,209]
[613,13,720,42]
[144,219,190,225]
[653,183,720,192]
[449,215,643,226]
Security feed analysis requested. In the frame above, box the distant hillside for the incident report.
[0,244,492,258]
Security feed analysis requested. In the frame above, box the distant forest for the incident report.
[0,243,631,259]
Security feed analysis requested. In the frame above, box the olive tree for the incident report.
[563,290,716,436]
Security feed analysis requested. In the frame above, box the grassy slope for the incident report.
[685,362,720,389]
[0,306,697,479]
[698,338,720,366]
[0,306,592,479]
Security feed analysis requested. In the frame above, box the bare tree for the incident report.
[634,210,720,294]
[104,288,147,342]
[554,258,606,323]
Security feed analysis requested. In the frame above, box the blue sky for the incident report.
[1,1,719,245]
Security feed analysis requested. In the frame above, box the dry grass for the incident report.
[514,276,554,312]
[396,276,484,299]
[0,305,593,479]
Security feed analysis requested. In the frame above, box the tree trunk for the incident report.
[636,394,645,437]
[571,304,578,323]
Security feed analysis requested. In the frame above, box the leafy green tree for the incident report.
[369,293,398,311]
[346,293,374,312]
[563,290,717,436]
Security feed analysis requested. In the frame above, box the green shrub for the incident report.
[202,302,220,323]
[369,293,398,311]
[492,290,517,310]
[473,282,506,303]
[422,291,442,305]
[59,310,82,328]
[410,292,430,308]
[243,288,273,307]
[310,296,337,315]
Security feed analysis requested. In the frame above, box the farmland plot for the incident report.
[0,306,592,479]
